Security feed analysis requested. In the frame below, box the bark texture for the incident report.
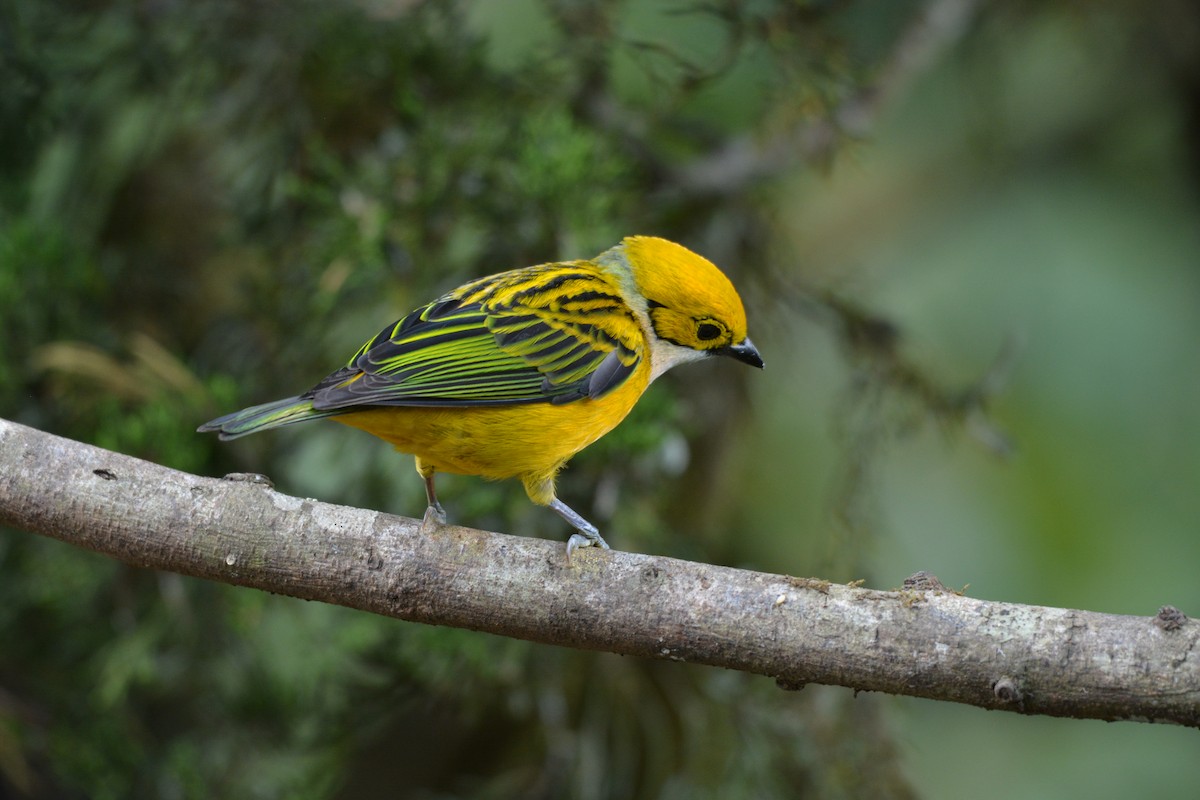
[1,417,1196,726]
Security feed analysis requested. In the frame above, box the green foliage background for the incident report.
[2,1,1199,798]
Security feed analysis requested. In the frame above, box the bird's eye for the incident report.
[697,322,723,341]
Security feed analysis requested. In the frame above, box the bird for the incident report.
[198,235,763,557]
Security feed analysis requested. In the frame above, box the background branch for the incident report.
[2,417,1196,727]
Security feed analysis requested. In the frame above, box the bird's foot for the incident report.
[420,502,447,534]
[549,498,609,563]
[566,530,611,562]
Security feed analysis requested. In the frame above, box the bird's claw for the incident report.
[420,503,448,534]
[566,531,610,563]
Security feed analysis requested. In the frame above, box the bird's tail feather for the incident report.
[197,396,340,441]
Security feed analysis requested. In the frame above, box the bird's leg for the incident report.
[422,474,447,527]
[416,458,446,531]
[523,474,609,560]
[551,498,610,559]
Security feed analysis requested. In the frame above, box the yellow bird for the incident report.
[199,235,763,555]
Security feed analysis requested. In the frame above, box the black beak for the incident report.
[717,337,764,369]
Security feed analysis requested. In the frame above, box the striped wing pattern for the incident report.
[307,264,643,410]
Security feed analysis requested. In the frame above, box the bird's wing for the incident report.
[308,264,644,410]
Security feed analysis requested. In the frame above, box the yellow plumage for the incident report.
[199,236,762,555]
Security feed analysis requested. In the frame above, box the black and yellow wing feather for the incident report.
[312,264,643,410]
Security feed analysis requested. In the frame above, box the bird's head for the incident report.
[601,235,763,380]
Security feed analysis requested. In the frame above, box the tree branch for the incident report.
[672,0,988,194]
[1,417,1196,727]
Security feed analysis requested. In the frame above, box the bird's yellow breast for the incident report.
[332,358,650,484]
